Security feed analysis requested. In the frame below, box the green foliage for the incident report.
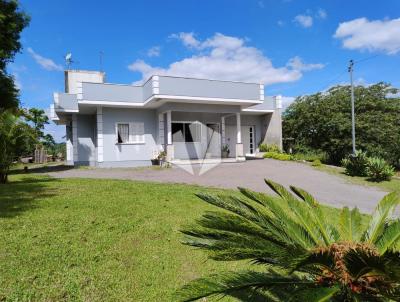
[311,159,322,167]
[0,0,30,111]
[263,151,293,161]
[0,111,36,182]
[178,179,400,301]
[259,143,281,153]
[341,150,369,176]
[341,151,395,182]
[366,157,395,182]
[283,83,400,166]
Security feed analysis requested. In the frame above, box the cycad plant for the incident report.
[178,180,400,301]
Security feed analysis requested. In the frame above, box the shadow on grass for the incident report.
[0,177,60,218]
[9,164,75,175]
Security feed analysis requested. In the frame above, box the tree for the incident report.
[0,0,30,111]
[25,108,50,140]
[178,180,400,301]
[0,111,36,183]
[283,83,400,166]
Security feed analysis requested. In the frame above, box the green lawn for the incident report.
[313,164,400,195]
[0,170,366,301]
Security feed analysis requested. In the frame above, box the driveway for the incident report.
[48,159,387,213]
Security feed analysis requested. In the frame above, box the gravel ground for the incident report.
[48,159,387,213]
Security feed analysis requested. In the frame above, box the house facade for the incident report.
[50,70,283,167]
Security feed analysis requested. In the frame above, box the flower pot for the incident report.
[222,151,229,158]
[151,159,160,166]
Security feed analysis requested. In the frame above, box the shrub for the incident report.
[263,151,292,161]
[259,143,281,153]
[178,179,400,301]
[341,150,369,176]
[366,157,395,181]
[311,159,322,167]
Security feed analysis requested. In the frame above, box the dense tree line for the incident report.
[283,83,400,167]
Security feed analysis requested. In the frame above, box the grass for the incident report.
[313,164,400,195]
[0,169,366,301]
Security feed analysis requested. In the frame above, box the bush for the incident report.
[311,159,322,167]
[263,152,293,161]
[341,150,369,176]
[366,157,395,181]
[259,143,281,153]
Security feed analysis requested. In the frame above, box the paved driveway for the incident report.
[48,159,387,213]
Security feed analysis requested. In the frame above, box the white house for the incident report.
[50,70,283,167]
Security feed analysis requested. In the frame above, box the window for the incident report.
[116,122,145,144]
[117,123,129,143]
[172,122,201,143]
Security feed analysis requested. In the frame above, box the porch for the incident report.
[157,105,274,162]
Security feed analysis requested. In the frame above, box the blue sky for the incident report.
[9,0,400,141]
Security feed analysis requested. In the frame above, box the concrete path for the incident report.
[48,159,387,213]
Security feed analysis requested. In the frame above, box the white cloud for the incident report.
[281,96,296,109]
[147,46,161,57]
[334,17,400,54]
[27,47,63,71]
[169,32,201,49]
[277,20,285,27]
[293,14,313,28]
[287,56,325,71]
[316,9,327,19]
[129,33,324,85]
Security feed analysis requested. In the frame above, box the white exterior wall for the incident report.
[65,70,105,94]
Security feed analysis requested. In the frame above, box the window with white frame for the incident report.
[172,122,201,143]
[116,122,145,144]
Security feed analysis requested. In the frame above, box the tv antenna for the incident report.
[64,52,74,69]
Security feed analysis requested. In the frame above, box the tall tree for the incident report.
[283,83,400,166]
[0,0,30,111]
[25,108,50,139]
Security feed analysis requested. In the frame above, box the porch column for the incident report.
[236,113,244,159]
[221,116,226,145]
[66,124,73,165]
[158,112,165,150]
[72,114,78,163]
[166,110,174,161]
[96,106,103,164]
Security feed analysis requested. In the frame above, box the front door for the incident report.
[225,125,255,157]
[242,125,255,156]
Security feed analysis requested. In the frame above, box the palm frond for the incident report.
[238,187,317,248]
[375,219,400,254]
[339,207,363,242]
[265,179,324,247]
[362,192,400,244]
[290,185,339,245]
[176,270,314,302]
[289,285,341,302]
[344,248,400,281]
[290,248,336,275]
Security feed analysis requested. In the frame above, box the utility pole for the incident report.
[348,59,356,155]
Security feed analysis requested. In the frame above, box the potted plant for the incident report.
[151,156,160,166]
[221,144,230,158]
[157,150,167,166]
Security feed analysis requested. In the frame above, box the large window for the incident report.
[116,122,145,144]
[172,122,201,143]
